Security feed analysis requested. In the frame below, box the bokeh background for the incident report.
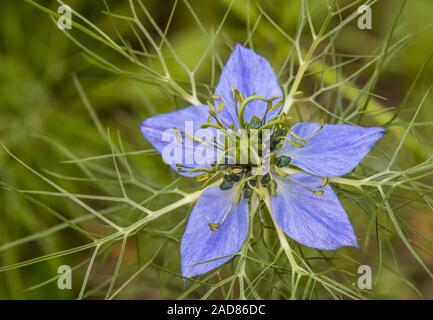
[1,0,433,299]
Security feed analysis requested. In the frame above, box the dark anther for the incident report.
[249,116,262,129]
[261,173,271,187]
[228,174,241,182]
[243,186,253,199]
[275,155,292,167]
[272,128,286,139]
[220,179,233,190]
[270,128,287,151]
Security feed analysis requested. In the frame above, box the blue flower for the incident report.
[141,44,385,278]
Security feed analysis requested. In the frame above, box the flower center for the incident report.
[175,88,329,233]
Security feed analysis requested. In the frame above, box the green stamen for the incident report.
[314,190,324,196]
[238,95,280,128]
[290,140,305,148]
[208,223,220,232]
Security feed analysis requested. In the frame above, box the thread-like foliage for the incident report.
[1,0,433,299]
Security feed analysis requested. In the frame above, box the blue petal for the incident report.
[215,44,283,127]
[141,105,217,176]
[271,174,358,250]
[181,186,249,278]
[278,123,385,177]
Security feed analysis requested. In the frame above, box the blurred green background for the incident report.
[1,0,433,299]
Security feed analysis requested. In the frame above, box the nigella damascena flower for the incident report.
[141,44,385,278]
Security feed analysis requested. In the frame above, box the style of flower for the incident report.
[141,44,385,278]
